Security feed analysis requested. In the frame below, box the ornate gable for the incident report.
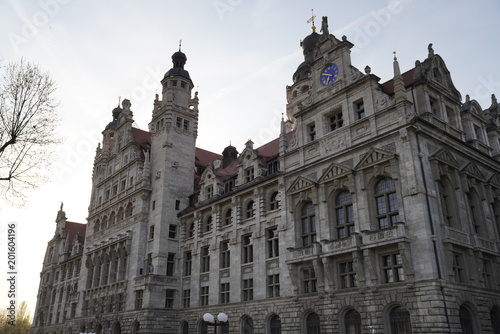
[489,173,500,189]
[287,176,317,195]
[460,162,485,181]
[318,163,351,183]
[430,148,459,168]
[355,147,395,170]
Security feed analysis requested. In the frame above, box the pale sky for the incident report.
[1,0,500,318]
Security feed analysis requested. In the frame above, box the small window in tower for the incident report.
[354,99,365,119]
[175,200,180,210]
[183,119,189,130]
[176,117,182,128]
[329,112,344,131]
[172,80,177,87]
[181,81,186,88]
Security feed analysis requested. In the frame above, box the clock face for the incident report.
[320,64,340,86]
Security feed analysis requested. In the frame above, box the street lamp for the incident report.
[203,312,228,334]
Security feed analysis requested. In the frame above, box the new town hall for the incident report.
[32,16,500,334]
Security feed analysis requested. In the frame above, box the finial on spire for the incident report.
[393,51,401,77]
[118,96,121,107]
[179,39,182,51]
[307,9,316,32]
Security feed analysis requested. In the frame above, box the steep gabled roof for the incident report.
[64,221,86,252]
[379,68,415,95]
[131,127,151,150]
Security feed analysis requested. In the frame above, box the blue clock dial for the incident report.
[320,64,340,86]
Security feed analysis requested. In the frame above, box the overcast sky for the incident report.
[1,0,500,318]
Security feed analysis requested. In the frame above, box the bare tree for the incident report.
[0,58,60,204]
[0,301,32,333]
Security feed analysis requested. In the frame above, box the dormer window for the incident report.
[224,178,235,193]
[267,159,279,175]
[206,185,214,199]
[245,168,254,183]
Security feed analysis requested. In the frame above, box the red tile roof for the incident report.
[379,68,416,95]
[64,221,86,252]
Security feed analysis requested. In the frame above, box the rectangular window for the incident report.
[482,259,492,288]
[183,251,192,276]
[206,185,214,199]
[452,252,464,283]
[166,252,175,276]
[120,179,126,191]
[267,274,280,298]
[267,159,280,175]
[168,224,177,238]
[330,112,344,130]
[339,261,357,288]
[267,228,279,258]
[149,225,155,239]
[182,289,190,308]
[242,235,253,263]
[308,123,316,141]
[220,283,230,304]
[242,278,254,301]
[303,268,317,293]
[201,246,210,273]
[245,168,254,183]
[220,241,230,269]
[183,119,189,130]
[200,286,209,306]
[383,253,405,283]
[152,200,156,211]
[175,199,180,210]
[165,289,175,308]
[134,290,143,309]
[176,117,182,127]
[224,178,235,193]
[355,100,365,119]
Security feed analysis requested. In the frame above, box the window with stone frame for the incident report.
[452,251,465,283]
[466,190,483,236]
[242,278,254,301]
[187,221,195,238]
[437,178,455,227]
[165,289,174,308]
[220,240,230,269]
[335,190,354,239]
[242,235,253,263]
[182,289,190,308]
[269,191,281,211]
[200,246,210,273]
[482,258,493,288]
[382,253,405,283]
[168,224,177,239]
[245,167,255,183]
[267,227,279,258]
[200,286,209,306]
[329,110,344,131]
[246,200,255,218]
[430,96,440,116]
[306,312,321,333]
[223,207,232,226]
[202,214,212,233]
[166,252,175,276]
[267,274,280,298]
[206,185,214,199]
[220,282,230,304]
[134,290,143,309]
[459,305,475,334]
[375,177,400,229]
[354,99,365,120]
[269,315,282,334]
[302,267,317,293]
[267,159,280,175]
[308,122,316,141]
[339,260,357,289]
[183,251,192,276]
[300,202,317,247]
[224,177,235,193]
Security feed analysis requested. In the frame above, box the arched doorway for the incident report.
[111,322,121,334]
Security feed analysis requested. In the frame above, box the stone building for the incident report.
[32,16,500,334]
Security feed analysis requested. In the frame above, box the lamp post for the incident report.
[203,312,228,334]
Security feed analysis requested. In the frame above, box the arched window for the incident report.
[117,207,124,222]
[389,306,412,334]
[203,215,212,233]
[243,317,254,334]
[109,211,116,225]
[131,321,140,334]
[181,322,189,334]
[223,208,232,226]
[269,315,281,334]
[345,309,361,334]
[269,191,281,210]
[301,202,316,247]
[306,312,320,334]
[126,203,133,217]
[375,178,400,229]
[94,220,100,233]
[437,179,454,226]
[246,200,255,218]
[459,306,475,334]
[490,308,500,334]
[335,190,354,238]
[102,216,108,229]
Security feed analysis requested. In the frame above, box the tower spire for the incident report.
[307,9,316,32]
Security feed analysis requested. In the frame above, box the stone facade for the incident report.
[32,17,500,334]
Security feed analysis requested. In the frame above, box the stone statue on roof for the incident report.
[321,16,329,35]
